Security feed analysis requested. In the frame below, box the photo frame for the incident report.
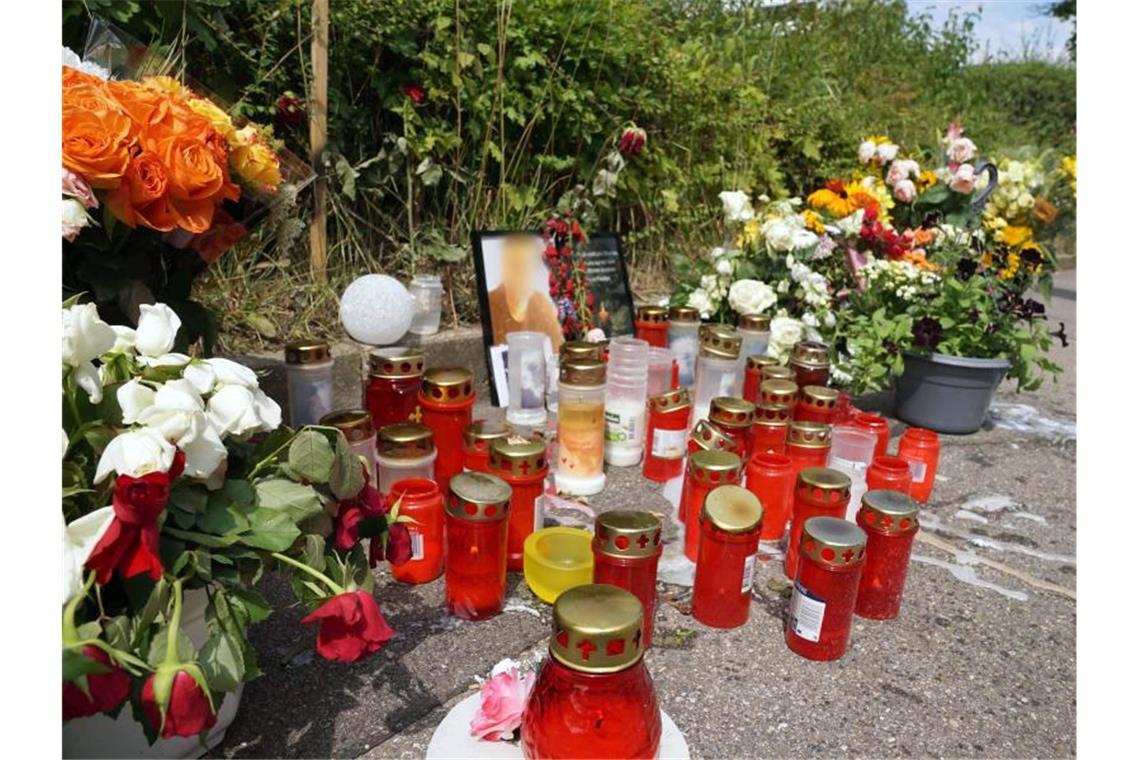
[472,230,635,405]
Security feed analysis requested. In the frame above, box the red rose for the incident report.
[301,590,395,663]
[618,126,646,157]
[402,84,426,104]
[142,669,217,739]
[85,469,173,584]
[386,523,413,566]
[333,500,366,551]
[276,93,305,128]
[62,646,131,721]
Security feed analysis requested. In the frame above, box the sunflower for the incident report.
[917,170,938,190]
[997,251,1021,281]
[801,209,826,234]
[807,179,881,219]
[998,225,1033,247]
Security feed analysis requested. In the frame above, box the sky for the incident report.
[905,0,1073,62]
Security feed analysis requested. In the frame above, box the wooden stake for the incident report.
[309,0,329,282]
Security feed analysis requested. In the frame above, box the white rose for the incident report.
[768,315,804,360]
[585,328,607,343]
[109,326,136,354]
[117,379,156,424]
[776,279,790,294]
[137,352,191,369]
[207,385,282,438]
[136,378,226,480]
[875,143,899,164]
[718,190,754,222]
[62,303,116,367]
[135,304,182,357]
[63,507,115,603]
[715,258,733,276]
[949,164,976,194]
[95,427,176,482]
[181,362,217,395]
[946,137,976,164]
[73,361,104,404]
[728,279,777,316]
[835,209,865,236]
[710,246,726,259]
[62,198,91,242]
[686,289,714,320]
[206,358,260,389]
[62,429,70,459]
[857,140,877,164]
[893,179,917,203]
[791,228,820,251]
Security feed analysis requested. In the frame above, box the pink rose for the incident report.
[893,179,917,203]
[585,327,607,343]
[470,662,535,742]
[946,137,977,166]
[948,163,976,194]
[943,119,965,144]
[885,159,918,187]
[62,168,98,209]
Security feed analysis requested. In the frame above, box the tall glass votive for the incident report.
[692,325,742,424]
[507,331,548,428]
[646,347,676,397]
[408,274,444,336]
[667,306,700,387]
[284,340,333,427]
[736,314,771,383]
[376,423,436,493]
[827,424,878,520]
[604,337,650,467]
[555,358,607,496]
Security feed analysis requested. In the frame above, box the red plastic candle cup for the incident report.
[709,396,757,461]
[852,411,890,460]
[592,511,663,647]
[365,347,425,429]
[833,390,855,425]
[788,340,831,389]
[855,490,920,620]
[444,472,511,620]
[793,385,839,425]
[643,389,691,482]
[692,486,763,629]
[387,478,444,584]
[866,455,912,496]
[682,450,742,561]
[742,355,779,404]
[786,516,867,661]
[634,305,670,348]
[521,585,661,759]
[750,404,791,455]
[417,367,476,496]
[688,419,735,456]
[488,438,549,572]
[759,378,798,410]
[746,453,796,541]
[897,427,940,503]
[785,467,851,580]
[785,421,832,481]
[462,419,510,474]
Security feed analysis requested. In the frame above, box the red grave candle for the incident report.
[592,510,663,647]
[785,467,851,580]
[681,450,742,561]
[786,516,867,661]
[759,378,797,410]
[417,367,476,496]
[463,420,510,474]
[794,385,839,425]
[788,340,831,388]
[785,421,832,481]
[521,585,661,759]
[643,389,691,482]
[364,347,425,429]
[750,404,791,455]
[687,419,735,456]
[852,411,890,460]
[745,452,796,541]
[443,472,511,621]
[866,455,912,496]
[488,438,549,572]
[708,396,757,461]
[634,305,670,348]
[692,485,763,629]
[855,490,920,620]
[386,478,444,584]
[897,427,940,504]
[742,355,779,404]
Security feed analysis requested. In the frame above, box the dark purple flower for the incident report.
[956,257,978,281]
[912,316,943,350]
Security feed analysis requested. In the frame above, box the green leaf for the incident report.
[328,434,365,500]
[63,648,110,681]
[237,508,301,552]
[146,627,195,668]
[200,630,244,692]
[255,478,325,523]
[163,527,240,548]
[287,431,335,484]
[301,534,327,573]
[198,480,257,535]
[228,588,272,624]
[169,481,209,515]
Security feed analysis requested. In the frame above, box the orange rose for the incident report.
[154,133,235,232]
[62,107,135,189]
[230,125,282,192]
[104,80,173,129]
[62,81,123,122]
[62,66,103,89]
[105,151,181,232]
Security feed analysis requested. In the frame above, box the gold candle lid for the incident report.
[761,365,795,383]
[368,347,425,378]
[753,404,792,427]
[797,467,852,505]
[787,421,832,448]
[649,388,691,414]
[790,340,831,368]
[688,449,742,486]
[760,379,798,407]
[463,419,511,450]
[701,485,763,534]
[593,510,662,559]
[551,584,644,673]
[798,385,839,410]
[421,367,475,404]
[709,397,756,429]
[377,423,434,458]
[737,314,771,332]
[285,340,331,365]
[698,325,742,359]
[488,438,547,477]
[560,341,605,361]
[446,471,512,521]
[319,409,375,443]
[800,516,867,568]
[690,419,736,452]
[746,355,779,371]
[668,306,699,323]
[636,305,668,324]
[859,490,920,535]
[560,357,606,386]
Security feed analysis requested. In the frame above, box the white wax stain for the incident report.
[502,600,543,618]
[911,553,1029,602]
[953,510,989,524]
[988,402,1076,442]
[1008,511,1049,526]
[657,546,696,587]
[962,494,1018,513]
[922,513,1075,565]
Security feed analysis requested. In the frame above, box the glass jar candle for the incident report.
[794,385,839,424]
[688,419,735,456]
[691,325,742,424]
[785,421,832,480]
[708,396,756,461]
[462,419,510,473]
[786,516,867,661]
[852,411,890,460]
[742,355,779,404]
[751,404,792,455]
[376,423,436,493]
[521,584,661,760]
[682,450,742,562]
[592,511,663,647]
[560,340,606,362]
[284,340,334,427]
[506,331,549,428]
[827,424,878,520]
[897,427,940,503]
[605,337,650,467]
[320,409,378,484]
[444,472,512,620]
[365,347,425,430]
[488,438,549,572]
[417,367,476,496]
[759,378,797,410]
[555,358,607,496]
[866,455,912,496]
[692,485,763,629]
[785,467,851,580]
[788,340,831,388]
[745,452,795,542]
[855,490,920,620]
[408,273,444,336]
[667,306,700,387]
[387,478,444,584]
[735,314,771,381]
[646,347,676,397]
[634,305,669,348]
[643,389,691,482]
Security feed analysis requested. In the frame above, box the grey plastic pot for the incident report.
[894,351,1011,434]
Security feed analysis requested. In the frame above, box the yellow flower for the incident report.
[917,170,938,190]
[998,251,1021,281]
[187,97,237,144]
[142,75,193,100]
[866,135,892,145]
[1060,155,1076,194]
[980,251,994,269]
[998,225,1033,247]
[807,179,882,219]
[230,125,282,192]
[801,209,825,234]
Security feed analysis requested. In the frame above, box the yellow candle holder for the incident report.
[522,527,594,604]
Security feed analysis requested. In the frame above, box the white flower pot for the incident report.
[63,589,244,759]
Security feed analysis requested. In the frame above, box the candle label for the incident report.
[408,528,425,562]
[903,456,927,483]
[604,402,646,445]
[533,494,545,532]
[828,455,868,479]
[651,428,687,460]
[788,582,826,642]
[741,554,757,593]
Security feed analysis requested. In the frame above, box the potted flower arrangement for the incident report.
[62,300,410,757]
